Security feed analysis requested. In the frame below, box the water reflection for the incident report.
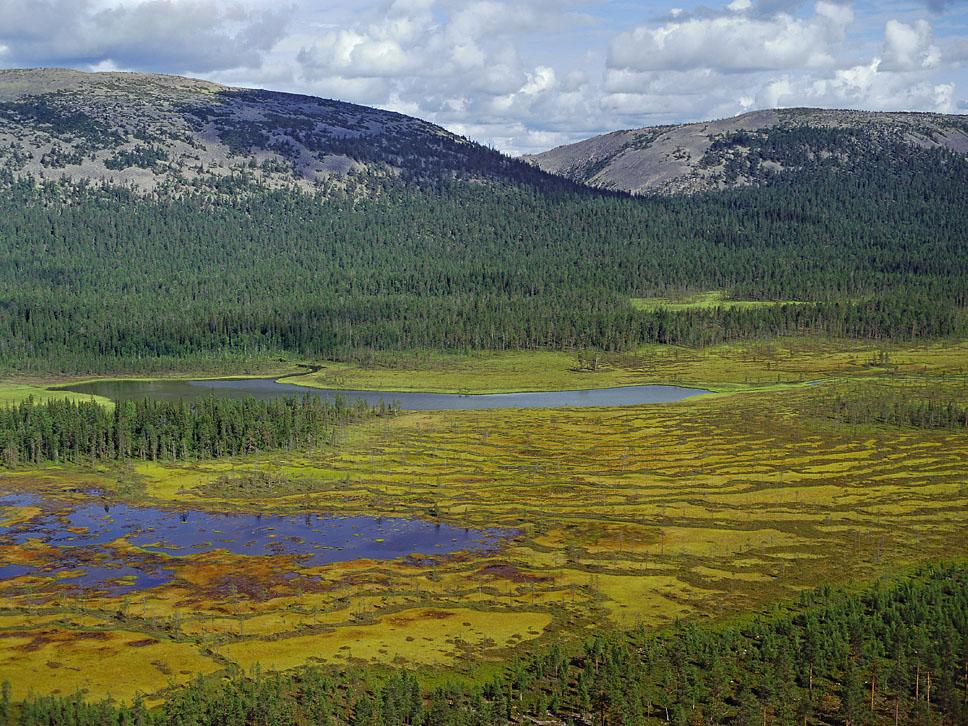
[61,379,711,411]
[0,493,507,594]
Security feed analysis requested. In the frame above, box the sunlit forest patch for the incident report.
[286,338,968,394]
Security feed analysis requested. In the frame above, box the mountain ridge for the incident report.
[525,107,968,195]
[4,69,966,199]
[0,67,548,194]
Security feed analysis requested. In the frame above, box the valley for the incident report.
[0,67,964,724]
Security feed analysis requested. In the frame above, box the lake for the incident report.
[60,378,710,410]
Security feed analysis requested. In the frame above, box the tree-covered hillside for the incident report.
[526,107,968,195]
[1,136,965,373]
[0,71,965,374]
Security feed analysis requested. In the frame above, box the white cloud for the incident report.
[521,66,556,95]
[820,59,955,111]
[604,67,722,99]
[284,0,604,153]
[609,1,853,73]
[601,3,962,129]
[297,30,421,79]
[0,0,291,73]
[882,19,941,72]
[0,0,963,154]
[760,76,794,107]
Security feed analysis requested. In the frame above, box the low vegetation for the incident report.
[0,382,110,407]
[630,291,805,312]
[4,563,965,725]
[0,360,965,707]
[289,338,968,393]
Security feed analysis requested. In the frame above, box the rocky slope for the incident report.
[525,108,968,195]
[0,68,537,193]
[4,70,965,199]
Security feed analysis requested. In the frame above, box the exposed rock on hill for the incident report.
[525,108,968,195]
[0,68,534,193]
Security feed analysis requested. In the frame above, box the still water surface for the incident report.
[61,378,710,410]
[0,492,507,594]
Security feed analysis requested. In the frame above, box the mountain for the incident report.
[0,68,546,193]
[0,70,965,373]
[525,108,968,195]
[6,70,964,200]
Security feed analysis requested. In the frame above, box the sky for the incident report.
[0,0,965,154]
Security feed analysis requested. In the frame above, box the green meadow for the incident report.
[287,337,968,393]
[630,290,805,312]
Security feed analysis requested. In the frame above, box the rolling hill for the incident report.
[0,68,548,194]
[0,70,964,373]
[525,108,968,195]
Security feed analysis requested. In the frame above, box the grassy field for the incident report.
[0,382,113,407]
[286,338,968,394]
[1,353,965,701]
[630,291,804,312]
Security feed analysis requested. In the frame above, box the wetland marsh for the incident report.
[1,65,966,722]
[0,491,508,593]
[1,340,966,704]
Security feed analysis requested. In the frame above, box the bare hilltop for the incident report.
[525,108,968,195]
[0,68,529,193]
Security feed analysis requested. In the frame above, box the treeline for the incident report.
[3,563,966,725]
[0,395,393,466]
[815,383,968,429]
[637,297,961,349]
[0,140,966,373]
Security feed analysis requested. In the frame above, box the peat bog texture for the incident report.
[0,339,966,708]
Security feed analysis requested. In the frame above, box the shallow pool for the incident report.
[0,492,507,594]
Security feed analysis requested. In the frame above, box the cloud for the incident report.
[822,60,955,112]
[608,1,854,73]
[601,3,961,127]
[0,0,963,154]
[0,0,292,72]
[881,19,941,72]
[286,0,605,153]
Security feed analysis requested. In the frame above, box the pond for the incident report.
[60,378,710,410]
[0,492,508,594]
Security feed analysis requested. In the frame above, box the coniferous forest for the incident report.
[0,138,965,374]
[0,396,392,466]
[815,383,968,430]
